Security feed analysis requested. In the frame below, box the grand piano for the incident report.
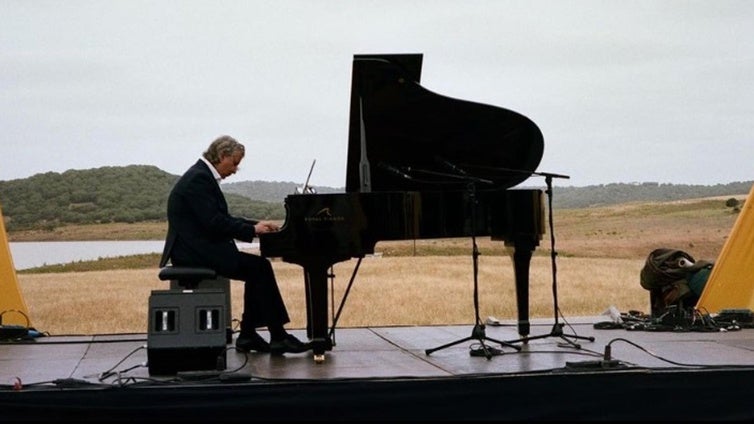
[260,53,545,361]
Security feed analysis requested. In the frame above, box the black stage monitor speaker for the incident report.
[147,289,227,375]
[168,274,233,344]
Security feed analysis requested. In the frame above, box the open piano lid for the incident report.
[345,53,544,193]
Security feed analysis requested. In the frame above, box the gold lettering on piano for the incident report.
[305,207,346,223]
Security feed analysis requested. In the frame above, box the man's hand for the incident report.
[254,221,280,234]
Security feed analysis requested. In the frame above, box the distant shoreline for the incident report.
[7,240,260,270]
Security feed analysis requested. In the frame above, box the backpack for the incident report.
[640,248,714,310]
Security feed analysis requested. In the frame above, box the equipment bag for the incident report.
[640,248,714,308]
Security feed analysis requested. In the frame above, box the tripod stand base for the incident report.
[425,324,521,360]
[515,323,594,349]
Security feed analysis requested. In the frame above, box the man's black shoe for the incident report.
[270,334,312,355]
[235,332,270,353]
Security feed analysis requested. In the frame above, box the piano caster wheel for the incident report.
[313,354,325,364]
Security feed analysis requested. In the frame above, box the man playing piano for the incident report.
[159,135,311,355]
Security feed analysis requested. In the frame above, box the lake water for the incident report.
[8,240,258,270]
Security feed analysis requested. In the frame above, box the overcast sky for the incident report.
[1,0,752,189]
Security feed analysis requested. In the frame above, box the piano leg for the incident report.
[507,242,535,338]
[303,264,334,362]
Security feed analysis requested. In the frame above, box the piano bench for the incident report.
[158,266,217,289]
[157,266,233,344]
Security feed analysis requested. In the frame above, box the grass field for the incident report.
[9,195,745,335]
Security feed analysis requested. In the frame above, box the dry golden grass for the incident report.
[553,198,737,260]
[12,194,745,335]
[8,221,168,242]
[18,254,647,335]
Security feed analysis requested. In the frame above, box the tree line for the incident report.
[0,165,284,231]
[0,165,751,232]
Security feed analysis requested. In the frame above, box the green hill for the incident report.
[0,165,285,231]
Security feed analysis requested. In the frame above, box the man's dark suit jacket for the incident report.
[160,159,258,276]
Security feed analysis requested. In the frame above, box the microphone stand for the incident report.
[448,163,594,348]
[419,170,521,359]
[514,173,594,348]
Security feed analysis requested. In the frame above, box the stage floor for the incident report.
[3,316,754,420]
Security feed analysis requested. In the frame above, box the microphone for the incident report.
[378,162,412,180]
[435,156,467,176]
